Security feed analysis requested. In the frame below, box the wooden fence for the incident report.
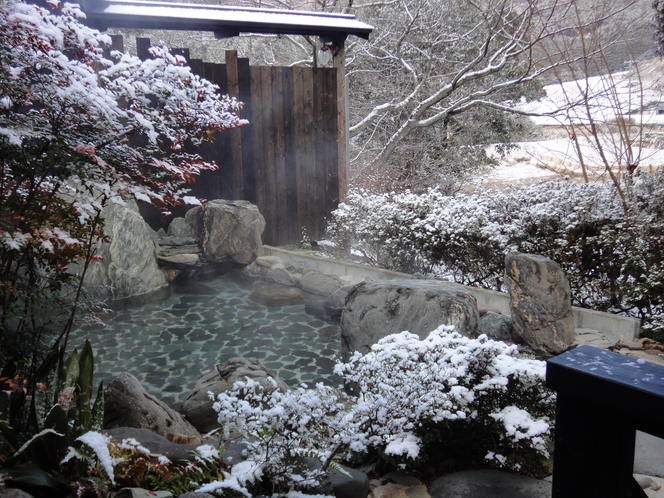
[111,35,341,246]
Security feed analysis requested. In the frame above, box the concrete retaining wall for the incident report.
[264,245,641,343]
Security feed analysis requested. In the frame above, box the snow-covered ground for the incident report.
[520,60,664,126]
[482,138,664,184]
[481,60,664,185]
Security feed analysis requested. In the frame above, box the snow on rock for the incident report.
[195,444,219,463]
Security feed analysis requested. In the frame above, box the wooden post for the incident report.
[171,47,190,63]
[249,67,265,218]
[225,50,240,98]
[226,50,244,200]
[136,37,151,61]
[333,40,348,203]
[237,58,254,203]
[108,34,124,55]
[271,67,286,245]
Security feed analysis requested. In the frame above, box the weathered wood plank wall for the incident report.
[119,34,339,246]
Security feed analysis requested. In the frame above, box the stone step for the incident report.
[573,328,616,349]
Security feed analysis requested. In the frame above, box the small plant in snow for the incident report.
[60,434,237,496]
[299,226,313,250]
[334,326,555,472]
[212,378,347,493]
[212,326,555,493]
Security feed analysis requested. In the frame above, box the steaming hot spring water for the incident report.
[68,274,342,409]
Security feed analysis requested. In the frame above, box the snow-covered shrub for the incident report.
[328,178,664,339]
[334,326,555,473]
[212,378,347,493]
[212,326,555,492]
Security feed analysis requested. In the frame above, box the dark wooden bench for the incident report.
[546,345,664,498]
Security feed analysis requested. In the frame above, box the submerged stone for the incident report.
[248,281,306,307]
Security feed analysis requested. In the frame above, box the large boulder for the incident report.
[185,200,265,265]
[104,372,201,441]
[328,465,370,498]
[180,358,289,434]
[505,253,575,354]
[340,280,480,362]
[323,284,357,323]
[84,201,167,300]
[302,459,370,498]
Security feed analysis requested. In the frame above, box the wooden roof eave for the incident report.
[80,0,374,42]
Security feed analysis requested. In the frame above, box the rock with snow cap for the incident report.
[104,427,206,462]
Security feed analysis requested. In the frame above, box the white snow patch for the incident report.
[231,460,263,485]
[119,437,150,455]
[282,493,335,498]
[196,476,250,497]
[384,432,421,460]
[0,127,22,146]
[182,195,202,206]
[195,444,219,462]
[77,431,116,484]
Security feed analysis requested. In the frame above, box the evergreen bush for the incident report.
[328,179,664,339]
